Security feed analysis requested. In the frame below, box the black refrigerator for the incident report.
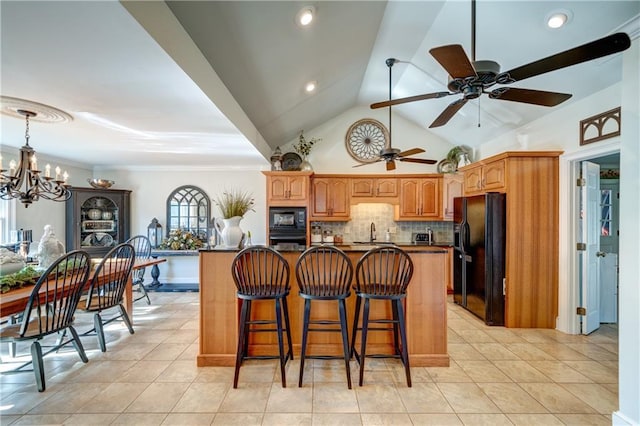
[453,193,506,326]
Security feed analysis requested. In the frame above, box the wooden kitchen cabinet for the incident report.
[460,151,563,328]
[442,173,463,220]
[263,171,312,206]
[351,177,398,198]
[397,176,442,220]
[65,187,131,258]
[310,176,350,220]
[462,158,506,195]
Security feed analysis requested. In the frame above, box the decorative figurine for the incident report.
[36,225,66,269]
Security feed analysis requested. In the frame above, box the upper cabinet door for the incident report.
[376,178,398,197]
[351,178,375,197]
[443,173,464,220]
[310,177,349,220]
[483,159,506,191]
[419,178,441,218]
[287,175,308,201]
[398,177,442,220]
[265,172,310,206]
[399,179,420,217]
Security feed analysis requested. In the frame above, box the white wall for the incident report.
[614,38,639,426]
[477,82,622,158]
[279,105,455,174]
[95,167,269,284]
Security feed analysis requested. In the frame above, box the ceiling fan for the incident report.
[370,0,631,128]
[355,58,437,171]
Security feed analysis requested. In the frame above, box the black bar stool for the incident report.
[350,246,414,387]
[231,246,293,388]
[295,245,353,388]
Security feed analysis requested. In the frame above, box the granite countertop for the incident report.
[200,244,447,254]
[335,244,447,253]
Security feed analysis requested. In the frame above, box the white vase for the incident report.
[215,216,244,249]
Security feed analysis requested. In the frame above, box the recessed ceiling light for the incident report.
[305,81,317,93]
[296,6,315,27]
[546,10,571,29]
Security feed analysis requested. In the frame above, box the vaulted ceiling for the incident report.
[1,1,637,168]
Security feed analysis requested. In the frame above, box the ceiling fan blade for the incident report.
[429,98,467,128]
[397,147,425,158]
[371,92,451,109]
[489,87,572,106]
[429,44,477,79]
[386,160,396,171]
[503,33,631,83]
[399,157,438,165]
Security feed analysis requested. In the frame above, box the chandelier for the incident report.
[0,109,71,207]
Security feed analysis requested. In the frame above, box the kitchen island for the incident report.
[198,245,449,367]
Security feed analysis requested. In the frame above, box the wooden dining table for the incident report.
[0,257,167,319]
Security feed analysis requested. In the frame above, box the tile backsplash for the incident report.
[311,203,453,243]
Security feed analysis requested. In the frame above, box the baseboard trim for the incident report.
[148,283,199,292]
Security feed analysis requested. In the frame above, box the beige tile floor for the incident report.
[0,293,618,425]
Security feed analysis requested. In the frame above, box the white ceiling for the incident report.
[1,1,638,169]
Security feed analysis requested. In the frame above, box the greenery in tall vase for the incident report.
[215,188,255,219]
[293,130,321,158]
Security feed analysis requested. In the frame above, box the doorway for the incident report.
[575,151,620,333]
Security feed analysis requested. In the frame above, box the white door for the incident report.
[581,161,601,334]
[600,253,618,323]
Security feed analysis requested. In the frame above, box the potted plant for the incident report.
[445,145,472,171]
[293,130,321,171]
[158,228,204,251]
[213,189,255,248]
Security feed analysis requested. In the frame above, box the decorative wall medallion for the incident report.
[580,107,621,146]
[345,118,389,163]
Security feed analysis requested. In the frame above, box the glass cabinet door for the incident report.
[66,188,131,257]
[80,196,119,248]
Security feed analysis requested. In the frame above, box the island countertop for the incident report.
[198,248,449,368]
[200,243,449,253]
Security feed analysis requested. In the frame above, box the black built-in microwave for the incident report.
[268,207,307,247]
[269,207,306,231]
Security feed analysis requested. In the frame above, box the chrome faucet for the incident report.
[370,222,376,243]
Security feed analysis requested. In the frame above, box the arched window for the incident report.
[166,185,211,242]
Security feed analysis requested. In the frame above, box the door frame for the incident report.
[557,140,620,334]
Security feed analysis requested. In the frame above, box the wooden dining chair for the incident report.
[126,235,152,305]
[0,250,92,392]
[79,243,136,352]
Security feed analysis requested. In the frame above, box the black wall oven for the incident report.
[268,206,307,247]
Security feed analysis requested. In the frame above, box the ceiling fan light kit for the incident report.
[370,0,631,129]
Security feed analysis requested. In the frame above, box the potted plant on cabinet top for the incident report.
[445,145,472,172]
[293,130,321,171]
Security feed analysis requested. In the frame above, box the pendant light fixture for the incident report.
[1,109,71,207]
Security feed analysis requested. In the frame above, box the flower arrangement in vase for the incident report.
[159,228,204,250]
